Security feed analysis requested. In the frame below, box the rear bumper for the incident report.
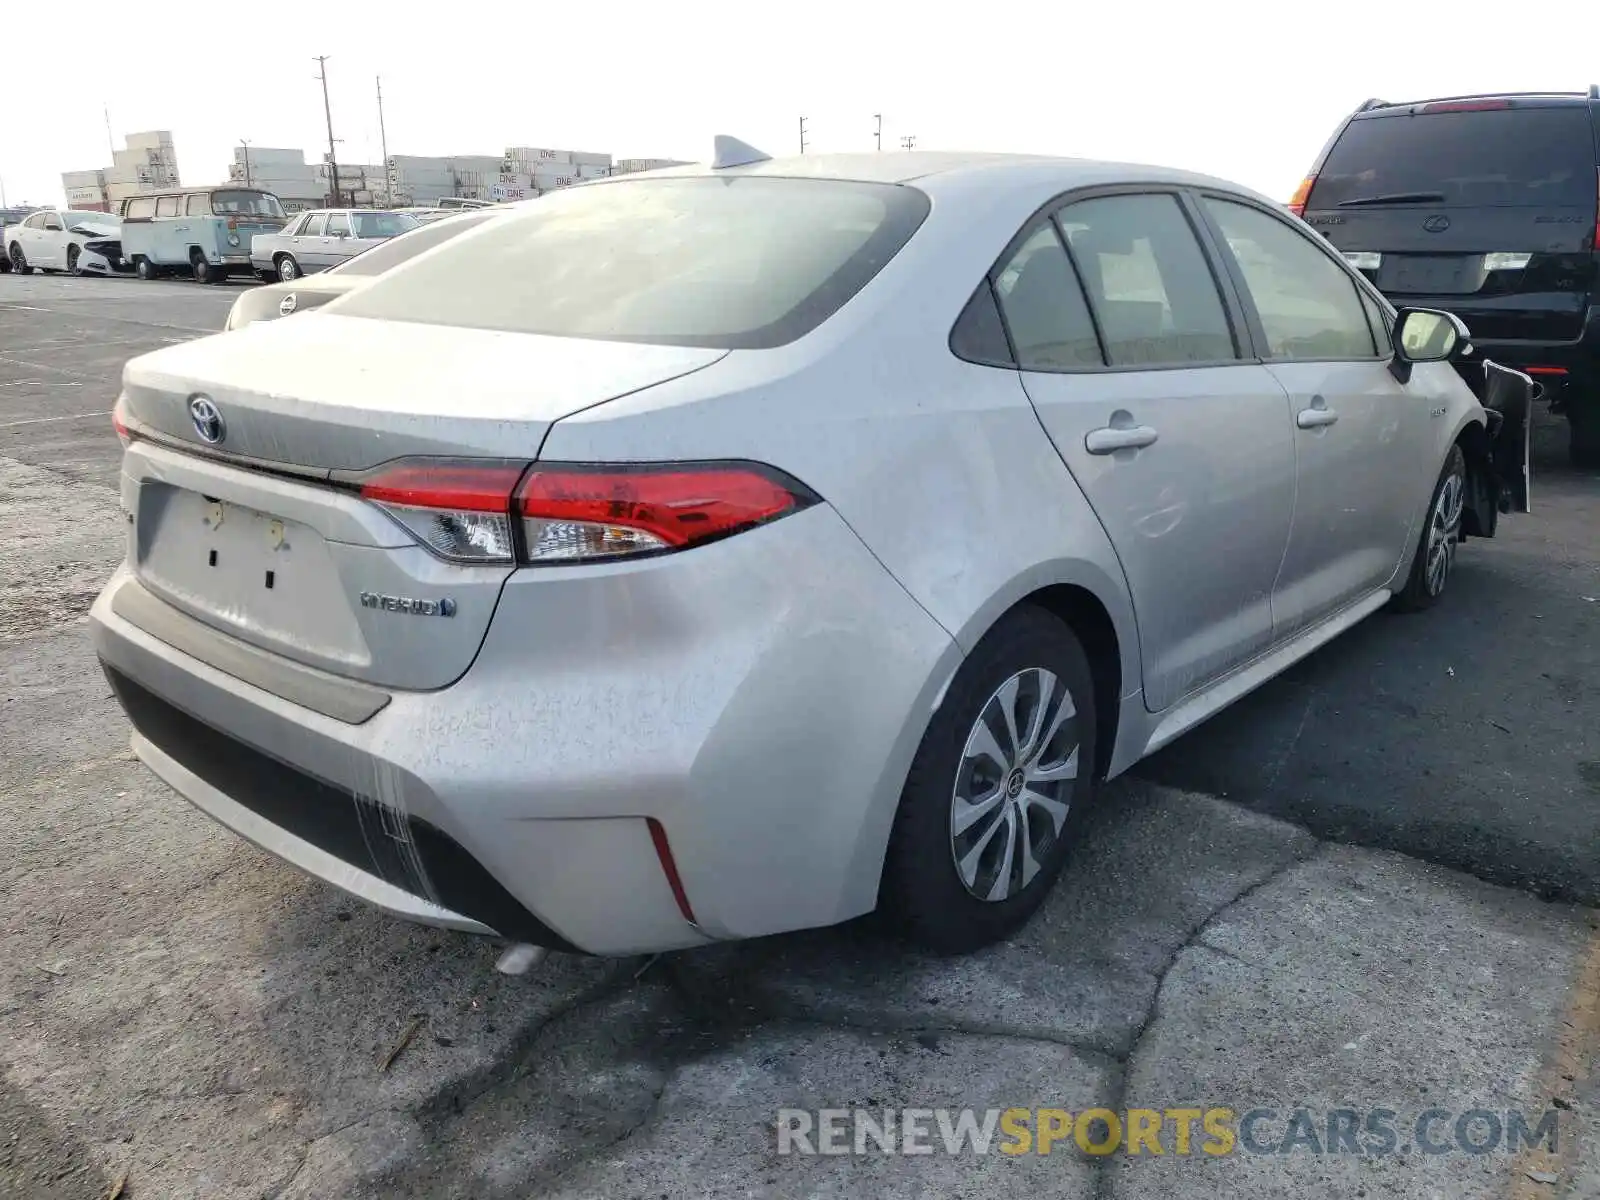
[89,503,958,955]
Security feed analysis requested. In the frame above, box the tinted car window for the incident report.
[1308,107,1597,209]
[950,282,1015,367]
[211,190,286,218]
[331,177,931,349]
[1204,197,1377,360]
[325,213,351,237]
[991,224,1102,369]
[1057,194,1236,367]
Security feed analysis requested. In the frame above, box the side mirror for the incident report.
[1388,307,1472,383]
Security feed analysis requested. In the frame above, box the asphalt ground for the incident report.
[2,272,1597,1199]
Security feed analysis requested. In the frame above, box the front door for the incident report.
[1195,194,1432,638]
[999,190,1297,713]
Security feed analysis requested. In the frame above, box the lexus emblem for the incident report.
[188,395,225,444]
[278,293,297,316]
[1421,214,1451,233]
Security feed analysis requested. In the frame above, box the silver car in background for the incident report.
[249,208,421,282]
[91,144,1532,959]
[224,208,512,331]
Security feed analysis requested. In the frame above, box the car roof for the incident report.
[591,149,1269,200]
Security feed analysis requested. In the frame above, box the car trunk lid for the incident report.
[117,315,727,689]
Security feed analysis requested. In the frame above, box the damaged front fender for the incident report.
[1456,358,1535,538]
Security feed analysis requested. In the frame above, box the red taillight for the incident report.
[111,397,133,446]
[358,459,527,564]
[354,457,817,566]
[359,461,526,512]
[647,818,697,926]
[1287,175,1315,218]
[516,462,816,564]
[1420,99,1511,113]
[1524,366,1568,376]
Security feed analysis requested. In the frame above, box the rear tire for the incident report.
[275,254,301,282]
[879,606,1099,954]
[6,244,28,274]
[1390,445,1466,613]
[1570,407,1600,470]
[135,257,159,281]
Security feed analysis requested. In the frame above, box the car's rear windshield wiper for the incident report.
[1337,191,1448,207]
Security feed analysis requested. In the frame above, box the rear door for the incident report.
[1301,101,1599,344]
[322,211,353,269]
[1000,189,1297,713]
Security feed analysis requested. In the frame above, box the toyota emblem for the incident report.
[1421,214,1451,233]
[278,293,297,317]
[188,395,225,444]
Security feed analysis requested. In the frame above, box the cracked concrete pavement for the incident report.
[3,276,1599,1198]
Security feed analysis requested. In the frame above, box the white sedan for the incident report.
[5,209,125,275]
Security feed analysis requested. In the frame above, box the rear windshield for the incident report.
[330,212,499,277]
[351,211,420,238]
[330,176,932,348]
[1309,107,1597,209]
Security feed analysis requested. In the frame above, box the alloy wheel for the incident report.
[949,667,1080,902]
[1425,471,1464,596]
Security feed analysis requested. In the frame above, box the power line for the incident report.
[239,139,252,188]
[314,56,342,207]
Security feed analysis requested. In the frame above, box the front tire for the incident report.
[879,606,1099,954]
[1390,444,1466,612]
[66,245,81,275]
[135,257,159,281]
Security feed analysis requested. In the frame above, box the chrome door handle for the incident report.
[1085,425,1159,454]
[1296,407,1339,429]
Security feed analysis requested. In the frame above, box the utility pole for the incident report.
[874,114,882,151]
[239,139,252,188]
[314,56,342,207]
[900,134,917,151]
[799,116,808,154]
[376,75,390,202]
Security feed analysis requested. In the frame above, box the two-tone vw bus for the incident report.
[118,187,288,283]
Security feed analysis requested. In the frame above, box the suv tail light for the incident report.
[357,458,818,566]
[1288,175,1316,218]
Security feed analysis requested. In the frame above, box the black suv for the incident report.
[1294,88,1600,466]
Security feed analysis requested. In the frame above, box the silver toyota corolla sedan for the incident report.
[90,140,1533,958]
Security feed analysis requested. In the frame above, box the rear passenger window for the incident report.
[1057,194,1237,367]
[155,196,180,218]
[990,224,1102,370]
[325,213,351,237]
[1203,197,1378,360]
[950,282,1015,367]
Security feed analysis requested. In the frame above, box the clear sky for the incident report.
[2,0,1595,207]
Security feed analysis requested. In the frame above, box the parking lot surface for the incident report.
[2,274,1598,1198]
